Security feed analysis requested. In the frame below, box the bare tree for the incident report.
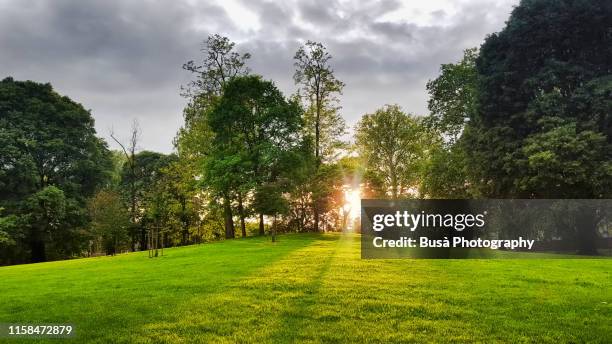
[110,120,140,251]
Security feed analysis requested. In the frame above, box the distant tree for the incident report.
[420,143,473,198]
[294,41,346,231]
[88,189,130,255]
[355,105,432,199]
[161,159,201,245]
[253,183,289,242]
[0,208,20,264]
[119,151,176,249]
[0,78,112,263]
[111,121,140,251]
[0,209,16,246]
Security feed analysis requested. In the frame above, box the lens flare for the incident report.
[344,189,361,219]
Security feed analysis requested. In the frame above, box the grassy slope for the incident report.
[0,233,610,343]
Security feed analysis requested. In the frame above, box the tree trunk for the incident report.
[223,196,234,239]
[576,207,599,255]
[259,213,265,235]
[390,166,398,199]
[271,216,277,243]
[313,94,321,233]
[30,236,46,263]
[140,226,147,251]
[181,198,190,245]
[130,164,138,251]
[238,193,247,238]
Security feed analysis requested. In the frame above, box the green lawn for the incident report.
[1,233,611,343]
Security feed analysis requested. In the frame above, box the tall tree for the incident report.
[0,78,112,263]
[355,105,432,199]
[207,75,305,238]
[294,41,346,231]
[465,0,612,198]
[88,189,130,256]
[111,120,140,251]
[177,34,251,238]
[463,0,612,253]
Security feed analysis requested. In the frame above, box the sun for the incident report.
[344,188,361,219]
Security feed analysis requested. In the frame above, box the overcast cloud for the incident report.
[0,0,518,153]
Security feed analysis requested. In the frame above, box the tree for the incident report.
[463,0,612,253]
[465,0,612,198]
[253,183,289,242]
[422,48,479,198]
[0,78,112,263]
[23,186,67,262]
[355,105,432,199]
[207,75,306,238]
[420,143,473,198]
[182,34,251,105]
[88,189,130,255]
[119,151,176,249]
[111,120,140,251]
[160,159,201,245]
[425,48,478,143]
[294,41,346,231]
[176,35,250,239]
[0,208,20,264]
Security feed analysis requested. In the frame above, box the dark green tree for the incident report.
[119,151,176,249]
[0,78,112,263]
[206,75,305,238]
[464,0,612,253]
[425,48,478,143]
[465,0,612,197]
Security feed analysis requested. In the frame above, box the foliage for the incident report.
[181,34,251,105]
[88,189,131,255]
[464,0,612,198]
[0,78,112,264]
[425,48,478,143]
[294,40,346,163]
[421,143,474,199]
[119,151,177,249]
[355,105,433,199]
[205,75,307,237]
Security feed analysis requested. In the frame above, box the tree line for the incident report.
[1,0,610,264]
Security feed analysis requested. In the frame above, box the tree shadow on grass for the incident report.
[136,234,341,343]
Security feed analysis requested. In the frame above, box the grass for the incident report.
[0,233,611,343]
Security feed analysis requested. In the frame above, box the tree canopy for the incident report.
[464,0,612,198]
[0,77,112,263]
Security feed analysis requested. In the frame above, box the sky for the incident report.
[0,0,518,153]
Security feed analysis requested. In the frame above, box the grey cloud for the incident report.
[0,0,518,152]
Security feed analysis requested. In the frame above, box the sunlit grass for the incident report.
[1,233,610,343]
